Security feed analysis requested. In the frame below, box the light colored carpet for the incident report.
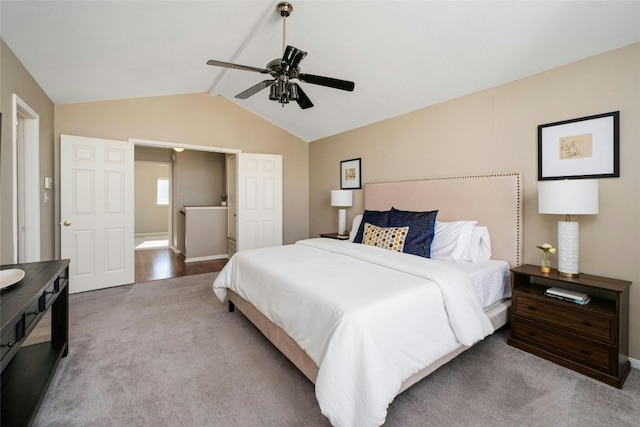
[33,273,639,426]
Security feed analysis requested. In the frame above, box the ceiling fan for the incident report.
[207,2,355,109]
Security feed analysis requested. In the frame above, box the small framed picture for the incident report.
[538,111,619,180]
[340,158,361,189]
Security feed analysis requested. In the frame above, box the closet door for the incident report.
[236,153,283,251]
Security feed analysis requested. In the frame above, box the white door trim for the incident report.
[128,138,241,154]
[12,94,40,263]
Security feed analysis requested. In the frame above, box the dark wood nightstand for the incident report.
[508,264,631,388]
[319,233,350,240]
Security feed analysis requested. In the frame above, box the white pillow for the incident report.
[349,214,363,242]
[465,226,492,262]
[430,221,477,263]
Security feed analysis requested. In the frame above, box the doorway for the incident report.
[12,95,40,263]
[132,142,233,282]
[134,161,171,250]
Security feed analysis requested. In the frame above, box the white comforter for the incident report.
[213,238,494,427]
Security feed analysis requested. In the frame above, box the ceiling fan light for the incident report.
[269,85,279,100]
[289,83,299,100]
[277,79,287,93]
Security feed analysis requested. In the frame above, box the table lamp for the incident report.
[331,190,353,236]
[538,179,598,277]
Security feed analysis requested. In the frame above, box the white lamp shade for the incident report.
[538,180,598,215]
[538,179,598,277]
[331,190,353,207]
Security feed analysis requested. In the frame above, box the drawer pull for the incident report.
[27,310,40,317]
[580,349,592,356]
[45,290,57,296]
[580,321,592,327]
[1,341,15,349]
[527,305,537,311]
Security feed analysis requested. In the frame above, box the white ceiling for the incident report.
[2,1,639,142]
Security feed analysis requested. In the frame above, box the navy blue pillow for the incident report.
[388,207,438,258]
[353,210,390,243]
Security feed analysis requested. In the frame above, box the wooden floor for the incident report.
[135,248,228,283]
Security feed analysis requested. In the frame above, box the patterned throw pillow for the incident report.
[362,222,409,253]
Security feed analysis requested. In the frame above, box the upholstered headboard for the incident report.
[364,173,522,267]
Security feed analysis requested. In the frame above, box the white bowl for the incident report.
[0,269,25,290]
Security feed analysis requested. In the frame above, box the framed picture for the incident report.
[538,111,619,180]
[340,158,361,189]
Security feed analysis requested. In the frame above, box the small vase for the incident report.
[541,258,551,274]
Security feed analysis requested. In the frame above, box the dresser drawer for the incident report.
[43,278,60,308]
[513,295,615,345]
[23,297,45,336]
[1,319,23,362]
[511,316,616,375]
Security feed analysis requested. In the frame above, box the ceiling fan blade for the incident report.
[298,73,355,92]
[293,84,314,109]
[207,60,269,74]
[282,45,307,70]
[235,79,275,99]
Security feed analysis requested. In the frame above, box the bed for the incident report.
[213,173,522,427]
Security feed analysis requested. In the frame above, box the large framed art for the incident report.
[538,111,619,180]
[340,158,361,189]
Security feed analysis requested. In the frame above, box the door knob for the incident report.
[63,220,72,226]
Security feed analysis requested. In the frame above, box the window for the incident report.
[157,178,169,206]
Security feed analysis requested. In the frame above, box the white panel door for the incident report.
[237,153,282,252]
[61,135,135,293]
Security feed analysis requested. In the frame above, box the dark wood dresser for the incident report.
[1,260,70,426]
[508,264,630,388]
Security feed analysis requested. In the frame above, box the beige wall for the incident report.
[0,39,56,263]
[134,162,170,235]
[135,145,173,163]
[54,92,310,253]
[309,42,640,360]
[174,149,225,253]
[174,149,225,208]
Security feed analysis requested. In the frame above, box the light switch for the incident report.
[44,176,53,189]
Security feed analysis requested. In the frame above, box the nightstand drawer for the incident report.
[513,295,615,345]
[511,316,616,374]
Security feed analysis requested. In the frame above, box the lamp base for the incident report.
[557,221,580,277]
[558,270,580,278]
[337,208,347,236]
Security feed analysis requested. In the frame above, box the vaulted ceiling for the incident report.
[2,1,639,142]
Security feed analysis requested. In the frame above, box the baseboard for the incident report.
[134,232,168,237]
[629,356,640,369]
[184,254,228,263]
